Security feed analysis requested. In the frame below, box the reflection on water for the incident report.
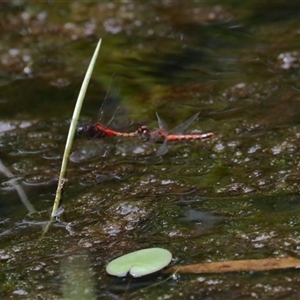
[1,1,300,299]
[179,208,224,233]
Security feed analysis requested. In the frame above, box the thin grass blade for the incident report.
[43,38,102,236]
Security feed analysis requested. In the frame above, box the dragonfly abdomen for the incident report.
[166,132,213,141]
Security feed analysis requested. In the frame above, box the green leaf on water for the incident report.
[106,248,172,277]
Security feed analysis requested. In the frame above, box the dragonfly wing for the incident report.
[110,105,133,128]
[100,93,120,126]
[97,75,120,126]
[169,112,200,135]
[156,139,168,156]
[156,112,169,131]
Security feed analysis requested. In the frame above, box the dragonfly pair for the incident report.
[78,111,213,156]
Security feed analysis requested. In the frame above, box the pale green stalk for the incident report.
[43,39,102,236]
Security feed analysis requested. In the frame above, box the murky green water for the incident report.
[1,1,300,299]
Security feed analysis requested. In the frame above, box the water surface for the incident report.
[1,1,300,299]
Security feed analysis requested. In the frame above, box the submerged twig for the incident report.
[43,38,102,236]
[0,159,35,214]
[164,257,300,274]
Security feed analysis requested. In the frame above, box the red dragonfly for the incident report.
[136,112,213,155]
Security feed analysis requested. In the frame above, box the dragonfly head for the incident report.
[135,125,151,142]
[77,125,92,138]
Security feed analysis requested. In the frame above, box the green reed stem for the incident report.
[43,38,102,236]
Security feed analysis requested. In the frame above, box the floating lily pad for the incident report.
[106,247,172,277]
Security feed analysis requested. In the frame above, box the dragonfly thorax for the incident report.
[135,125,151,142]
[150,129,168,143]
